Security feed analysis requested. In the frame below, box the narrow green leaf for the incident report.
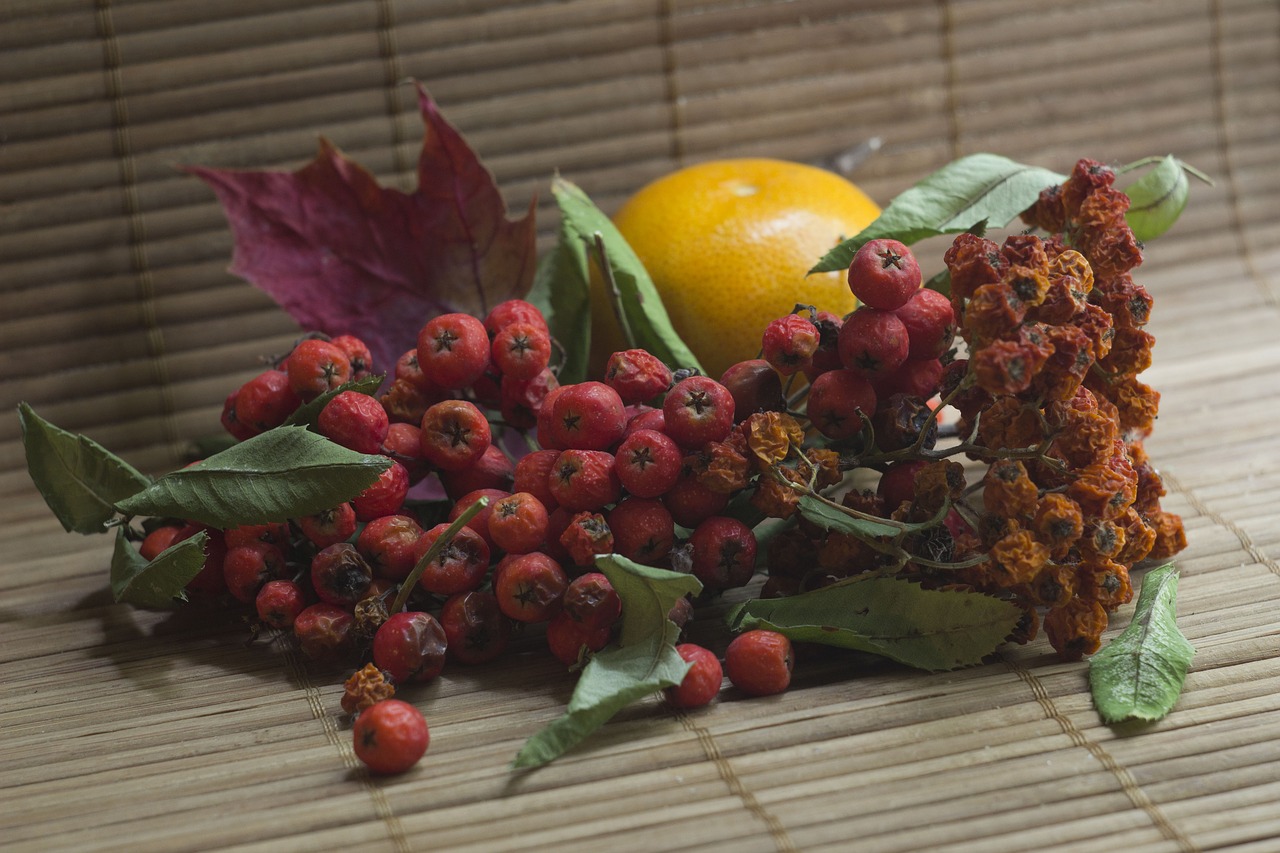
[809,154,1066,274]
[798,495,900,539]
[283,374,385,429]
[513,555,701,768]
[18,402,151,534]
[727,576,1022,671]
[527,203,593,384]
[115,426,389,528]
[1089,564,1194,723]
[550,177,704,373]
[110,527,206,608]
[1121,155,1190,242]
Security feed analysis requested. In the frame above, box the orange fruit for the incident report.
[590,158,881,380]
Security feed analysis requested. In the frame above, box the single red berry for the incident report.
[310,543,373,607]
[663,473,730,528]
[607,497,675,565]
[893,287,956,360]
[559,511,615,568]
[838,306,910,378]
[541,507,576,565]
[419,400,492,472]
[222,542,287,604]
[615,429,683,499]
[689,516,757,591]
[877,459,928,515]
[500,367,559,431]
[416,313,490,390]
[373,611,448,684]
[562,571,622,632]
[356,514,424,580]
[761,314,820,375]
[874,358,945,402]
[512,449,562,512]
[395,348,444,396]
[381,422,430,483]
[330,334,373,378]
[488,492,550,554]
[848,238,922,310]
[447,488,509,553]
[806,310,845,377]
[662,376,735,449]
[494,551,568,623]
[664,644,723,709]
[440,443,513,502]
[548,449,622,512]
[622,407,666,437]
[439,590,511,665]
[139,524,183,561]
[255,579,305,629]
[220,390,256,441]
[293,603,355,661]
[235,369,302,432]
[352,461,410,521]
[297,502,357,549]
[484,299,548,339]
[535,385,570,451]
[545,611,611,666]
[491,321,552,380]
[352,699,429,775]
[286,339,353,401]
[605,349,674,404]
[318,390,389,454]
[719,359,786,422]
[724,629,794,697]
[549,381,628,451]
[224,521,290,551]
[379,377,434,426]
[415,522,492,596]
[806,368,877,441]
[174,523,228,597]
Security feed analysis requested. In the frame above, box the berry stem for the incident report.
[390,495,490,615]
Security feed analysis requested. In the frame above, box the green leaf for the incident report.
[513,555,701,768]
[115,426,389,528]
[809,154,1066,274]
[528,201,593,385]
[109,527,206,608]
[797,494,900,539]
[727,576,1022,671]
[1089,563,1194,723]
[283,374,386,429]
[1121,155,1190,242]
[18,403,151,534]
[550,176,704,373]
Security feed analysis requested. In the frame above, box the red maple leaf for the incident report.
[187,83,537,377]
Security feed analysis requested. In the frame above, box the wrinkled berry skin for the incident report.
[318,390,389,454]
[664,644,723,709]
[293,603,355,661]
[353,699,429,775]
[310,543,373,607]
[724,629,794,697]
[439,591,511,665]
[605,349,673,404]
[663,376,735,449]
[719,359,786,423]
[373,611,449,684]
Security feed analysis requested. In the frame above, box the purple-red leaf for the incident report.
[187,84,537,375]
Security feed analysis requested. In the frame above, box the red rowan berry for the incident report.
[286,339,353,401]
[622,406,666,437]
[545,611,612,666]
[417,313,490,389]
[877,459,928,515]
[839,307,910,378]
[139,524,183,561]
[664,644,723,709]
[719,359,786,422]
[806,309,845,377]
[356,514,423,580]
[605,349,674,404]
[500,367,559,431]
[494,552,568,622]
[689,516,757,591]
[549,381,628,451]
[663,376,735,449]
[535,384,570,450]
[318,390,389,454]
[875,358,944,402]
[415,522,491,596]
[663,472,731,528]
[311,543,373,607]
[439,590,511,665]
[394,349,443,396]
[256,579,306,629]
[893,288,956,360]
[381,422,430,482]
[488,491,550,554]
[294,603,355,661]
[298,502,357,549]
[512,449,561,512]
[724,630,793,696]
[761,314,820,375]
[330,334,374,379]
[548,449,621,512]
[806,368,876,441]
[562,571,622,631]
[420,400,492,472]
[608,497,675,566]
[560,511,614,568]
[235,369,302,433]
[440,443,513,501]
[491,321,552,380]
[174,523,228,597]
[223,542,286,604]
[224,521,290,552]
[352,461,410,521]
[484,299,548,338]
[848,238,921,310]
[615,428,683,499]
[352,699,428,775]
[373,611,448,684]
[220,390,256,441]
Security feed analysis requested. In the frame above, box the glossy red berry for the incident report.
[877,459,928,515]
[893,287,956,360]
[318,390,389,454]
[419,400,492,472]
[548,449,621,512]
[414,523,491,596]
[607,497,675,566]
[447,488,508,553]
[488,492,550,554]
[484,299,548,338]
[439,443,513,501]
[255,579,306,629]
[500,367,559,431]
[222,542,286,604]
[235,369,302,432]
[664,644,723,709]
[615,429,682,499]
[381,422,430,483]
[839,306,911,378]
[330,334,373,378]
[548,381,628,451]
[806,368,877,441]
[372,611,448,684]
[545,611,611,666]
[352,461,410,521]
[224,521,290,551]
[724,629,793,697]
[662,376,735,449]
[286,339,353,401]
[353,699,429,775]
[689,516,757,591]
[416,312,490,390]
[491,321,552,380]
[297,502,357,549]
[847,238,922,310]
[139,524,183,561]
[494,552,568,623]
[663,473,730,528]
[512,449,562,512]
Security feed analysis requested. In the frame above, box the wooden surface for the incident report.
[3,2,1280,851]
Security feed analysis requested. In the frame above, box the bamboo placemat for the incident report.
[3,1,1280,850]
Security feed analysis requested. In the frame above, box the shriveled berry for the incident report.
[353,699,429,775]
[439,590,511,665]
[615,429,683,499]
[286,339,353,401]
[294,603,354,661]
[848,238,921,310]
[689,516,757,591]
[356,514,424,580]
[372,611,448,684]
[318,390,389,454]
[352,461,409,521]
[724,629,793,697]
[664,644,723,709]
[311,543,373,607]
[416,313,490,390]
[559,511,614,568]
[663,376,735,449]
[562,571,622,632]
[420,400,492,472]
[761,314,820,375]
[605,349,674,404]
[256,579,306,629]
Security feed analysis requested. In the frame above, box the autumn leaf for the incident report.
[186,83,537,376]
